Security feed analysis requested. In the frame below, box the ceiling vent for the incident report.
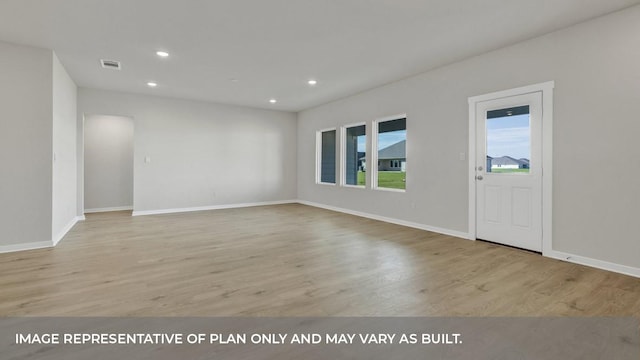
[100,59,121,70]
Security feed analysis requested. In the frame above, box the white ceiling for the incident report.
[0,0,638,112]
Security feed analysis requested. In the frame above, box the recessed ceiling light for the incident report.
[308,79,317,86]
[147,82,157,87]
[229,78,239,82]
[269,99,277,104]
[156,51,169,58]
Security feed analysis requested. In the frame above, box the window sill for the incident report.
[316,182,337,186]
[373,187,406,193]
[341,184,366,189]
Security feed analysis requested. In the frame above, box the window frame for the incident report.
[340,122,367,189]
[372,114,407,193]
[315,128,337,186]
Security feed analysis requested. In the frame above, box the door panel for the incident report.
[511,187,531,228]
[476,92,542,251]
[484,185,501,224]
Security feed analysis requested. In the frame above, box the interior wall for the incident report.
[52,52,78,242]
[84,115,134,211]
[297,6,640,269]
[0,41,53,249]
[78,88,297,213]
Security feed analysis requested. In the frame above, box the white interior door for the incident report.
[475,92,542,251]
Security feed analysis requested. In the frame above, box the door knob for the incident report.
[476,175,483,180]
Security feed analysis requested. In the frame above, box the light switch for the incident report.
[144,156,151,164]
[459,152,466,161]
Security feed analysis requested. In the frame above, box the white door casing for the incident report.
[468,82,554,253]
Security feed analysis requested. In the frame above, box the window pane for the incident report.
[345,125,366,186]
[486,105,530,174]
[320,130,336,183]
[377,118,406,190]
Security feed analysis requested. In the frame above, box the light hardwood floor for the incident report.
[0,204,639,316]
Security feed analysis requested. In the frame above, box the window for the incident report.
[317,129,336,184]
[486,105,530,174]
[342,124,366,187]
[375,117,406,190]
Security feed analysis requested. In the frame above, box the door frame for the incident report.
[468,81,554,255]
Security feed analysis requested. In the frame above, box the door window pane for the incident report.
[486,106,530,174]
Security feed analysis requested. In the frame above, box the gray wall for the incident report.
[0,41,53,248]
[84,115,134,211]
[52,52,78,241]
[298,6,640,269]
[78,88,297,213]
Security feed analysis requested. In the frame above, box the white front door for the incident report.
[475,92,542,251]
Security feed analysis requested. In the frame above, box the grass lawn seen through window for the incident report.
[357,171,406,189]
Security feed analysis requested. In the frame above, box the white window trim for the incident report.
[340,122,367,188]
[372,113,407,192]
[315,127,337,186]
[468,81,554,255]
[375,187,406,193]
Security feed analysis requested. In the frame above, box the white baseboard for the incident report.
[0,241,52,254]
[298,201,640,278]
[85,206,133,213]
[8,201,638,279]
[297,200,470,239]
[132,200,298,217]
[52,215,85,246]
[0,216,84,254]
[546,249,640,278]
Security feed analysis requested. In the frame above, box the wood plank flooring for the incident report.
[0,204,639,316]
